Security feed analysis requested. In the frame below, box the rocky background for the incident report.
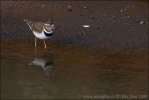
[1,1,148,51]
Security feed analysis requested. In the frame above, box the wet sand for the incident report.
[1,40,148,99]
[1,1,148,50]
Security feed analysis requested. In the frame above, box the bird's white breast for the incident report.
[33,31,49,39]
[32,27,53,39]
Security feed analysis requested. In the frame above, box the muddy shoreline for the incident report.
[1,1,148,51]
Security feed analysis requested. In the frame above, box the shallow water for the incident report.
[1,41,148,99]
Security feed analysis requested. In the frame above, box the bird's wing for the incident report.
[31,22,44,33]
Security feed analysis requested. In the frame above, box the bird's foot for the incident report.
[44,44,47,49]
[44,46,47,49]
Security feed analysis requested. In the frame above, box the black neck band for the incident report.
[44,31,53,37]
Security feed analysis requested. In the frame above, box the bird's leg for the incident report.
[44,40,47,48]
[34,47,37,56]
[35,37,37,47]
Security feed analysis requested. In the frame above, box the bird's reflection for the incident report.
[28,55,54,77]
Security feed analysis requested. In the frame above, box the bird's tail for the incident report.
[24,19,33,29]
[24,19,33,25]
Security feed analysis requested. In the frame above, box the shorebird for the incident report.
[24,19,55,48]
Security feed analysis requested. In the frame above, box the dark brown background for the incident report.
[1,1,148,51]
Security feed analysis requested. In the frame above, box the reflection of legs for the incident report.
[44,40,47,48]
[34,47,37,56]
[35,37,37,47]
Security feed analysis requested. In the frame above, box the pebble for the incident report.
[68,9,72,12]
[67,5,72,12]
[139,20,144,24]
[90,16,95,19]
[80,14,84,16]
[83,6,87,9]
[97,27,100,29]
[82,25,90,28]
[120,9,124,12]
[41,4,45,7]
[67,5,72,9]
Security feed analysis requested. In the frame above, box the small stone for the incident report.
[82,25,90,28]
[97,27,100,29]
[139,20,144,24]
[120,9,124,12]
[41,4,45,7]
[68,9,72,12]
[90,16,95,19]
[124,23,129,25]
[80,14,84,16]
[124,8,127,11]
[83,6,87,9]
[112,16,116,18]
[67,5,72,12]
[67,5,72,9]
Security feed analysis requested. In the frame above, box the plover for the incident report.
[24,19,55,48]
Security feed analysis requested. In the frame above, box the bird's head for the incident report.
[44,19,55,31]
